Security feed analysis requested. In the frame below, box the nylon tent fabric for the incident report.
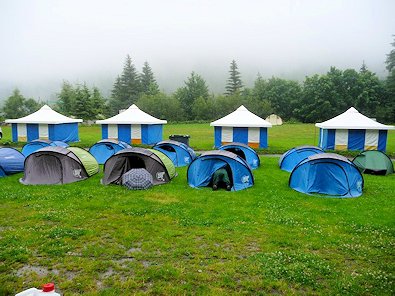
[187,150,254,191]
[102,147,174,186]
[152,140,196,167]
[219,142,260,169]
[20,146,90,185]
[67,147,99,177]
[122,168,153,190]
[279,146,324,172]
[289,153,364,198]
[147,149,176,179]
[89,139,131,164]
[0,148,25,177]
[22,139,69,157]
[352,150,394,175]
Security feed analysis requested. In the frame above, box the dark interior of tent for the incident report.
[225,148,246,161]
[363,168,387,175]
[209,164,233,189]
[126,155,146,169]
[160,145,176,152]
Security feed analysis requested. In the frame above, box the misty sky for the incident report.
[0,0,394,101]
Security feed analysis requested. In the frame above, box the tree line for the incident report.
[2,37,395,123]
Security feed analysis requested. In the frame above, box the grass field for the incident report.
[0,123,394,295]
[1,123,394,156]
[0,156,394,295]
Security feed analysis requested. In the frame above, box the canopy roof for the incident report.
[210,105,272,128]
[315,107,394,130]
[96,104,167,125]
[5,105,82,124]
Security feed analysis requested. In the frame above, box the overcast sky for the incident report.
[0,0,394,101]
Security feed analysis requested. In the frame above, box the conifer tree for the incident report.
[90,87,106,119]
[73,84,92,120]
[120,54,141,105]
[57,81,76,115]
[140,61,159,95]
[225,60,244,95]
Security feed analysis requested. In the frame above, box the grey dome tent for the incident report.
[102,147,176,186]
[352,150,394,175]
[20,146,99,185]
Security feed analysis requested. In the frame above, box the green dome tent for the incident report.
[352,150,394,175]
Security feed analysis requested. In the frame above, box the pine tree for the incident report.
[90,87,106,119]
[73,84,92,120]
[384,36,395,122]
[140,61,159,95]
[225,60,244,95]
[175,72,209,120]
[57,81,76,115]
[109,55,141,114]
[120,54,141,106]
[3,89,27,118]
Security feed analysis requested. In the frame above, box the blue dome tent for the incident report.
[279,146,324,172]
[187,150,254,191]
[153,140,196,167]
[289,153,364,198]
[22,139,69,157]
[0,148,25,177]
[219,142,260,169]
[89,139,131,164]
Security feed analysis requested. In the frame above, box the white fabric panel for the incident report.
[364,130,379,150]
[131,124,141,139]
[221,127,233,143]
[248,127,260,143]
[17,124,27,139]
[335,129,348,150]
[39,124,48,138]
[108,124,118,139]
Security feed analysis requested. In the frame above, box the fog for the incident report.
[0,0,394,101]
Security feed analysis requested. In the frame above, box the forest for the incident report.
[2,38,395,124]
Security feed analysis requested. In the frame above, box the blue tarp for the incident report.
[22,140,69,157]
[48,123,79,142]
[259,127,268,148]
[279,146,324,172]
[142,124,163,145]
[219,142,260,169]
[0,148,25,177]
[378,130,387,152]
[118,125,131,144]
[153,140,196,167]
[289,153,363,198]
[187,151,254,191]
[214,126,222,148]
[348,129,365,150]
[89,139,131,164]
[13,123,76,142]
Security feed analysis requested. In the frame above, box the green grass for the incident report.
[0,157,394,295]
[1,123,394,156]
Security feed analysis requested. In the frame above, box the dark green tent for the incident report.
[352,150,394,175]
